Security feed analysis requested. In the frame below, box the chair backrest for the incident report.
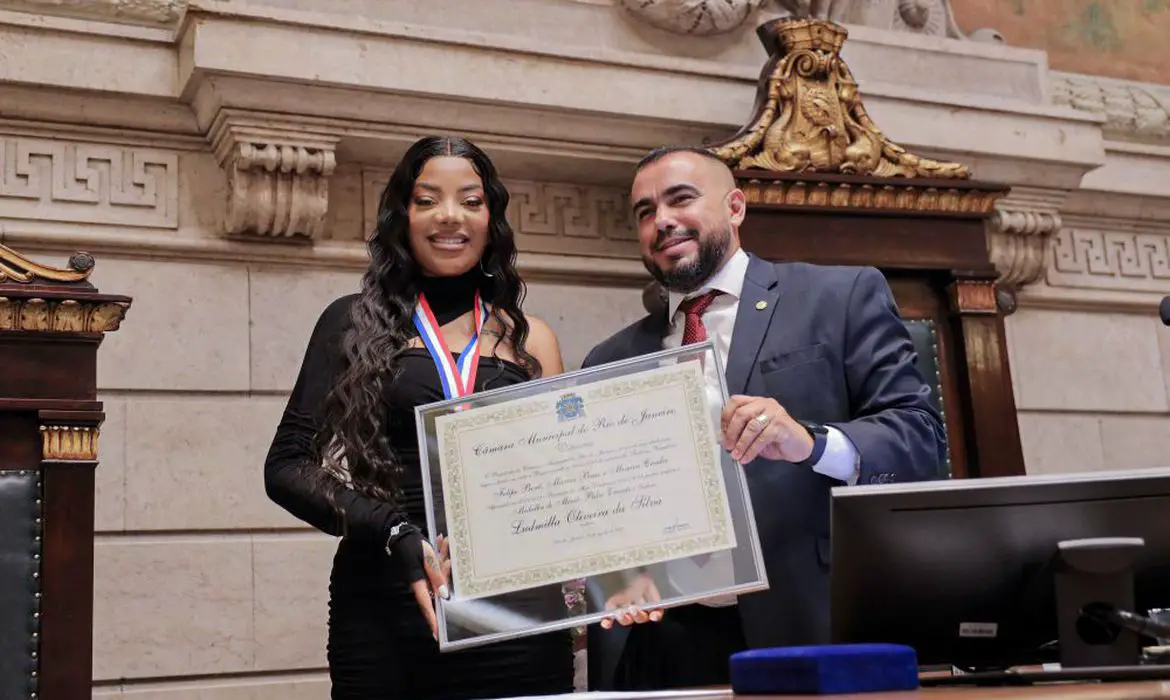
[0,470,39,699]
[903,318,952,479]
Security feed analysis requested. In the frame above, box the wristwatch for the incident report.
[793,420,828,468]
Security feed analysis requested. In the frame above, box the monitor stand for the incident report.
[923,537,1170,688]
[1055,536,1145,668]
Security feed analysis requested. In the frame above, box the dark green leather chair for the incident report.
[902,318,951,479]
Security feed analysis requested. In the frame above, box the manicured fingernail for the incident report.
[439,584,449,600]
[650,610,663,622]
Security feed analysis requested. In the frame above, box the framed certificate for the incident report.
[415,341,768,651]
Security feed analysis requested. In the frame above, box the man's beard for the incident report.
[643,226,732,294]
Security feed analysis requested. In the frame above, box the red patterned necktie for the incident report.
[678,290,722,345]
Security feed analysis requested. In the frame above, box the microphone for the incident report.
[1161,296,1170,327]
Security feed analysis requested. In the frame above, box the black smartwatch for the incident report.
[793,420,828,468]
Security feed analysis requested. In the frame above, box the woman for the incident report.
[264,135,573,699]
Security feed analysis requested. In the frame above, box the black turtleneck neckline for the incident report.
[416,267,485,326]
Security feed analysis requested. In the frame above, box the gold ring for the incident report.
[752,412,771,428]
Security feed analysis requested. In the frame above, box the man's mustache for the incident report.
[654,228,701,252]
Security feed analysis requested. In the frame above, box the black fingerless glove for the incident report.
[384,521,426,583]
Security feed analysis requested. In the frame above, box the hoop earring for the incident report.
[480,259,495,278]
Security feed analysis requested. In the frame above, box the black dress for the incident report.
[264,288,574,700]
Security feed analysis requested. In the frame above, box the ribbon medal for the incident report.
[413,292,488,402]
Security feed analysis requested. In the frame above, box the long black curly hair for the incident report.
[314,135,539,509]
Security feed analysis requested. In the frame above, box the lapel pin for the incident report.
[755,300,768,310]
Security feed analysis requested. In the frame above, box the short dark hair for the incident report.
[635,145,730,173]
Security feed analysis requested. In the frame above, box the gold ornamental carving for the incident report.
[0,297,129,333]
[737,177,1000,214]
[0,243,94,285]
[40,425,100,462]
[0,244,132,333]
[708,19,970,180]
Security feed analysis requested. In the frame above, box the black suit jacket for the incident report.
[582,254,946,688]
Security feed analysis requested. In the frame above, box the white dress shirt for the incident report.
[660,248,860,606]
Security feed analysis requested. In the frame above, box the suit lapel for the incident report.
[631,307,669,356]
[725,255,782,395]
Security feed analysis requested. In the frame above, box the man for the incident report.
[583,146,946,690]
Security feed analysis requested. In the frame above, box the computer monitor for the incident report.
[829,467,1170,672]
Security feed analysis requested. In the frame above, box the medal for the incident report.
[412,291,488,400]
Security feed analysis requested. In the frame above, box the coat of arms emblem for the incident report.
[555,392,585,422]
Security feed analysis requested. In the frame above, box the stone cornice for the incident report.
[1051,71,1170,147]
[0,0,185,28]
[0,223,652,287]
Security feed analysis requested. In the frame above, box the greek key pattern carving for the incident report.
[1049,228,1170,292]
[505,181,635,242]
[0,138,179,228]
[360,171,636,253]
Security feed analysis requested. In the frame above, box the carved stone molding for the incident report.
[0,137,179,228]
[773,0,1000,42]
[0,0,186,26]
[39,424,99,461]
[987,188,1067,291]
[708,19,971,179]
[506,181,636,242]
[361,170,639,258]
[1050,72,1170,145]
[1047,217,1170,295]
[208,112,340,241]
[617,0,767,36]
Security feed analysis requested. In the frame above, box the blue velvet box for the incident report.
[729,643,920,695]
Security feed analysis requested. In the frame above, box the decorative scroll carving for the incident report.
[708,19,970,179]
[39,425,100,461]
[0,244,94,285]
[209,113,340,240]
[987,189,1066,289]
[1048,226,1170,293]
[0,138,179,228]
[505,181,636,241]
[988,208,1061,288]
[617,0,767,36]
[0,0,186,25]
[1050,73,1170,144]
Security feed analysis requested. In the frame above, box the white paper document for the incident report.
[435,360,737,601]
